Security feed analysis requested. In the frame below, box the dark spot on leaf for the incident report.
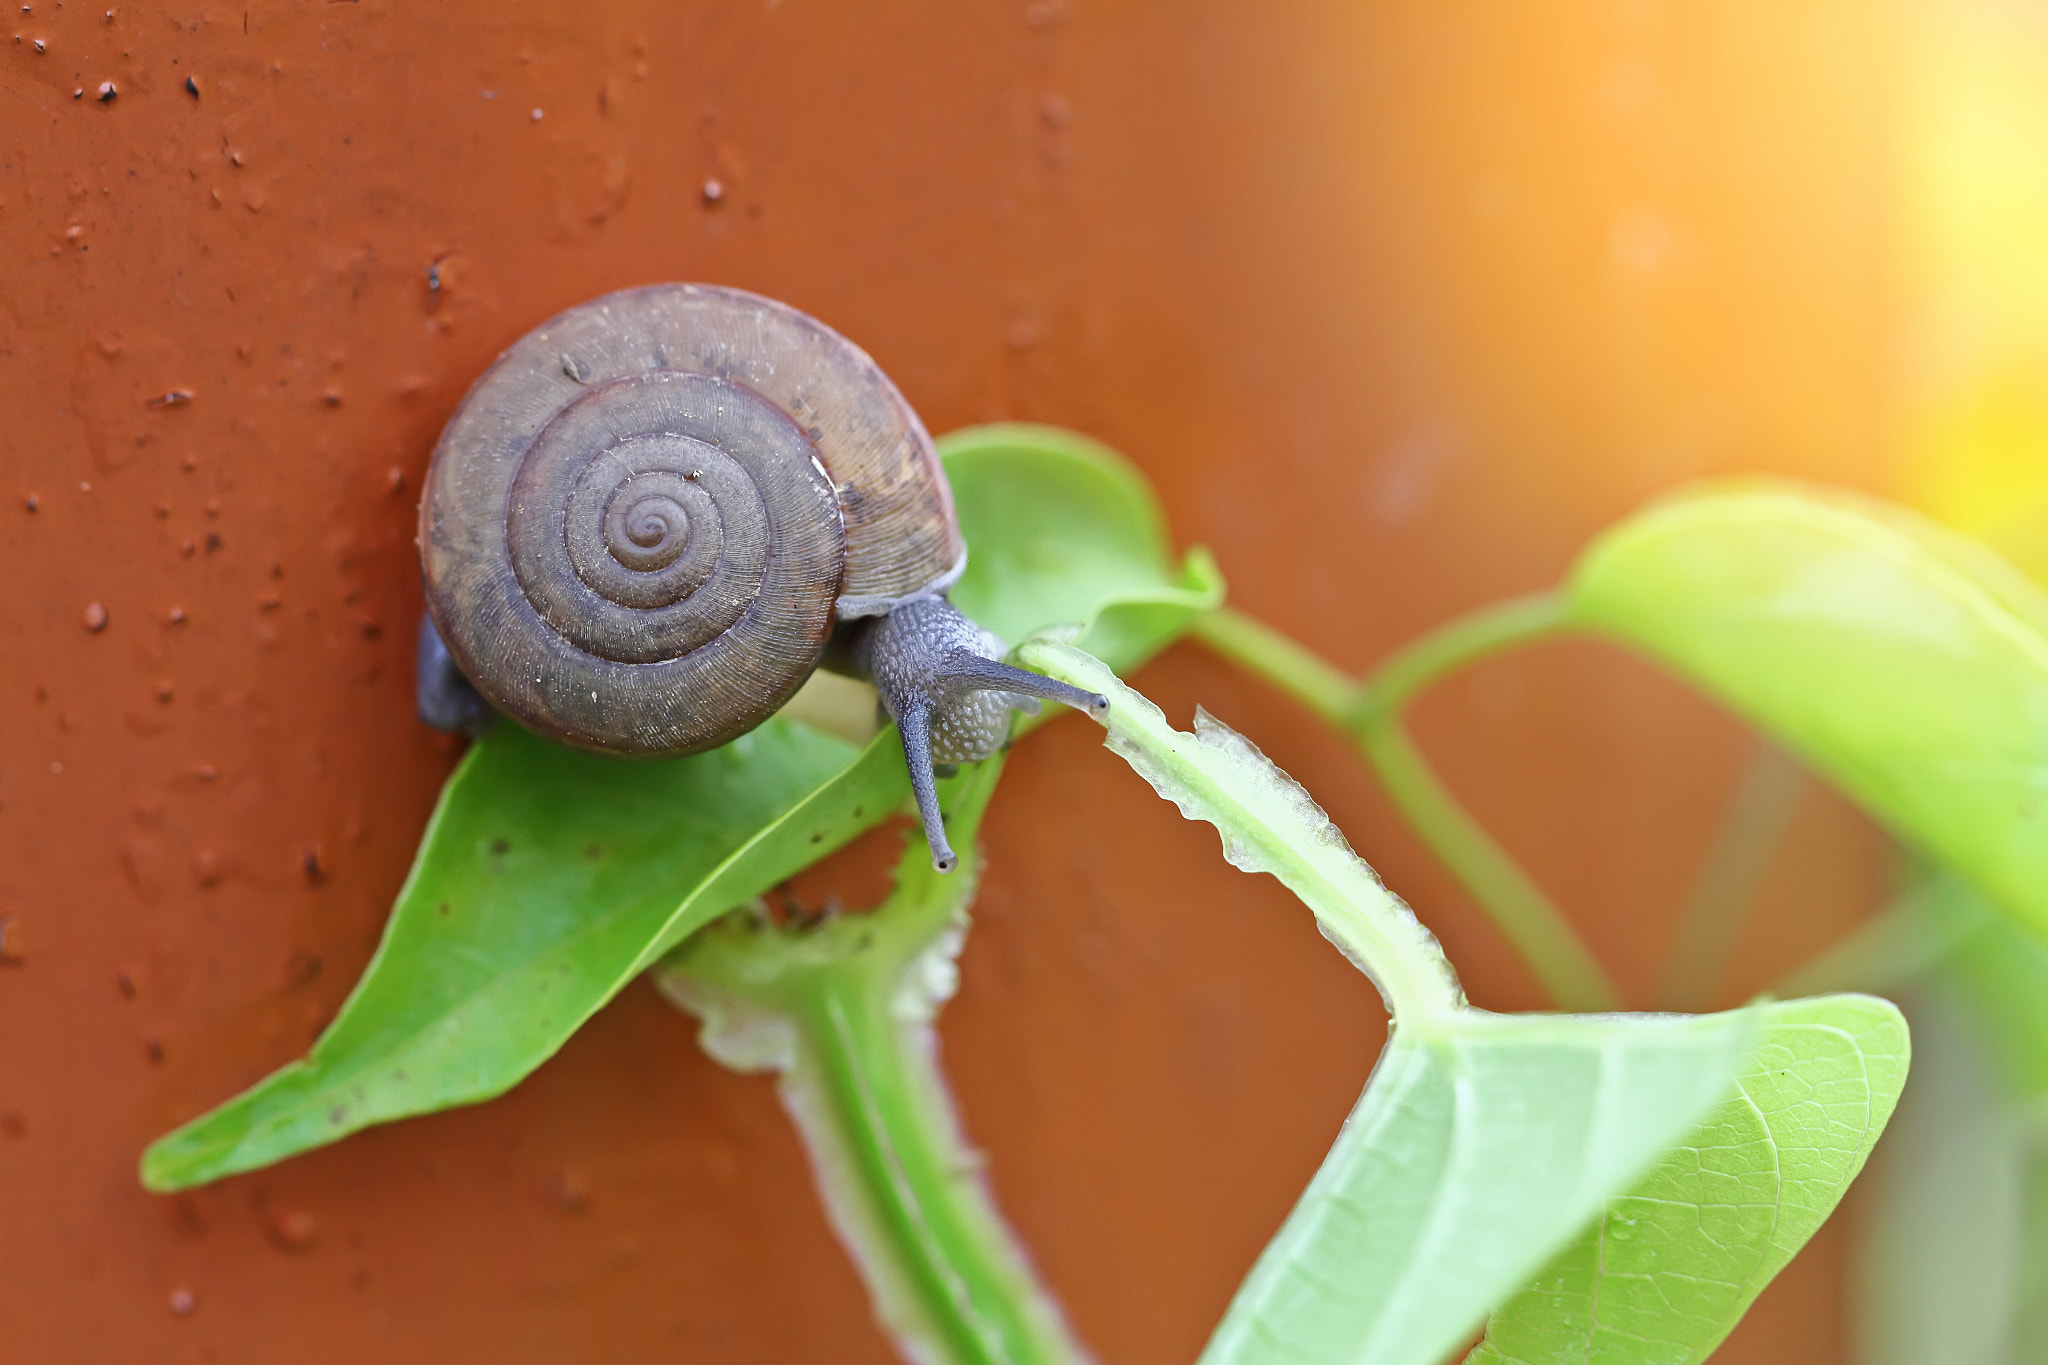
[327,1106,347,1125]
[489,837,509,855]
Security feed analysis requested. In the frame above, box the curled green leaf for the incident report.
[941,422,1224,672]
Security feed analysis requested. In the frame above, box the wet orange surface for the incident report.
[2,3,1893,1361]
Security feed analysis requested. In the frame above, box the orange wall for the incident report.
[1,4,1894,1361]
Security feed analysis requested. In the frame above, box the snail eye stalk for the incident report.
[857,598,1109,872]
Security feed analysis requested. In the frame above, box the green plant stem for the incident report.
[1772,873,1994,1000]
[1355,720,1619,1014]
[1655,741,1808,1011]
[658,758,1084,1365]
[780,975,1075,1365]
[1190,607,1362,727]
[1196,599,1621,1012]
[1358,594,1571,721]
[1025,639,1465,1024]
[1355,593,1618,1012]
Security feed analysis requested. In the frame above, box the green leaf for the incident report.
[145,424,1211,1189]
[1204,1012,1761,1365]
[143,720,902,1191]
[1019,641,1763,1365]
[941,423,1224,673]
[1469,993,1908,1365]
[1567,481,2048,940]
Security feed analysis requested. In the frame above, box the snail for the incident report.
[414,283,1106,872]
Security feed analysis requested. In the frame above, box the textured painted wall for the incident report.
[1,3,1892,1360]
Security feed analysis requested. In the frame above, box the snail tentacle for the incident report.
[917,648,1111,719]
[857,597,1110,871]
[893,699,958,874]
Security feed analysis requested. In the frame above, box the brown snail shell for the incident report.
[419,284,965,757]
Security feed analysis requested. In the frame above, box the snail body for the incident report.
[417,284,1103,870]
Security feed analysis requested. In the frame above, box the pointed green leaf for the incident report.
[146,424,1213,1189]
[143,721,902,1190]
[1469,993,1908,1365]
[1019,642,1761,1365]
[1203,1011,1759,1365]
[1567,481,2048,939]
[941,423,1224,672]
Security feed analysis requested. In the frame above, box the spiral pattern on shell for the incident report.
[420,284,961,757]
[506,371,840,669]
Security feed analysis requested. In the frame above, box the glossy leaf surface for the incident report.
[144,720,892,1190]
[941,423,1224,671]
[1205,1012,1760,1365]
[1568,481,2048,938]
[1021,642,1763,1365]
[145,425,1208,1189]
[1469,994,1907,1365]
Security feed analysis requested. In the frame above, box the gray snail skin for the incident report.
[414,283,1106,871]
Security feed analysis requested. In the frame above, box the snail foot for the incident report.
[416,613,497,737]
